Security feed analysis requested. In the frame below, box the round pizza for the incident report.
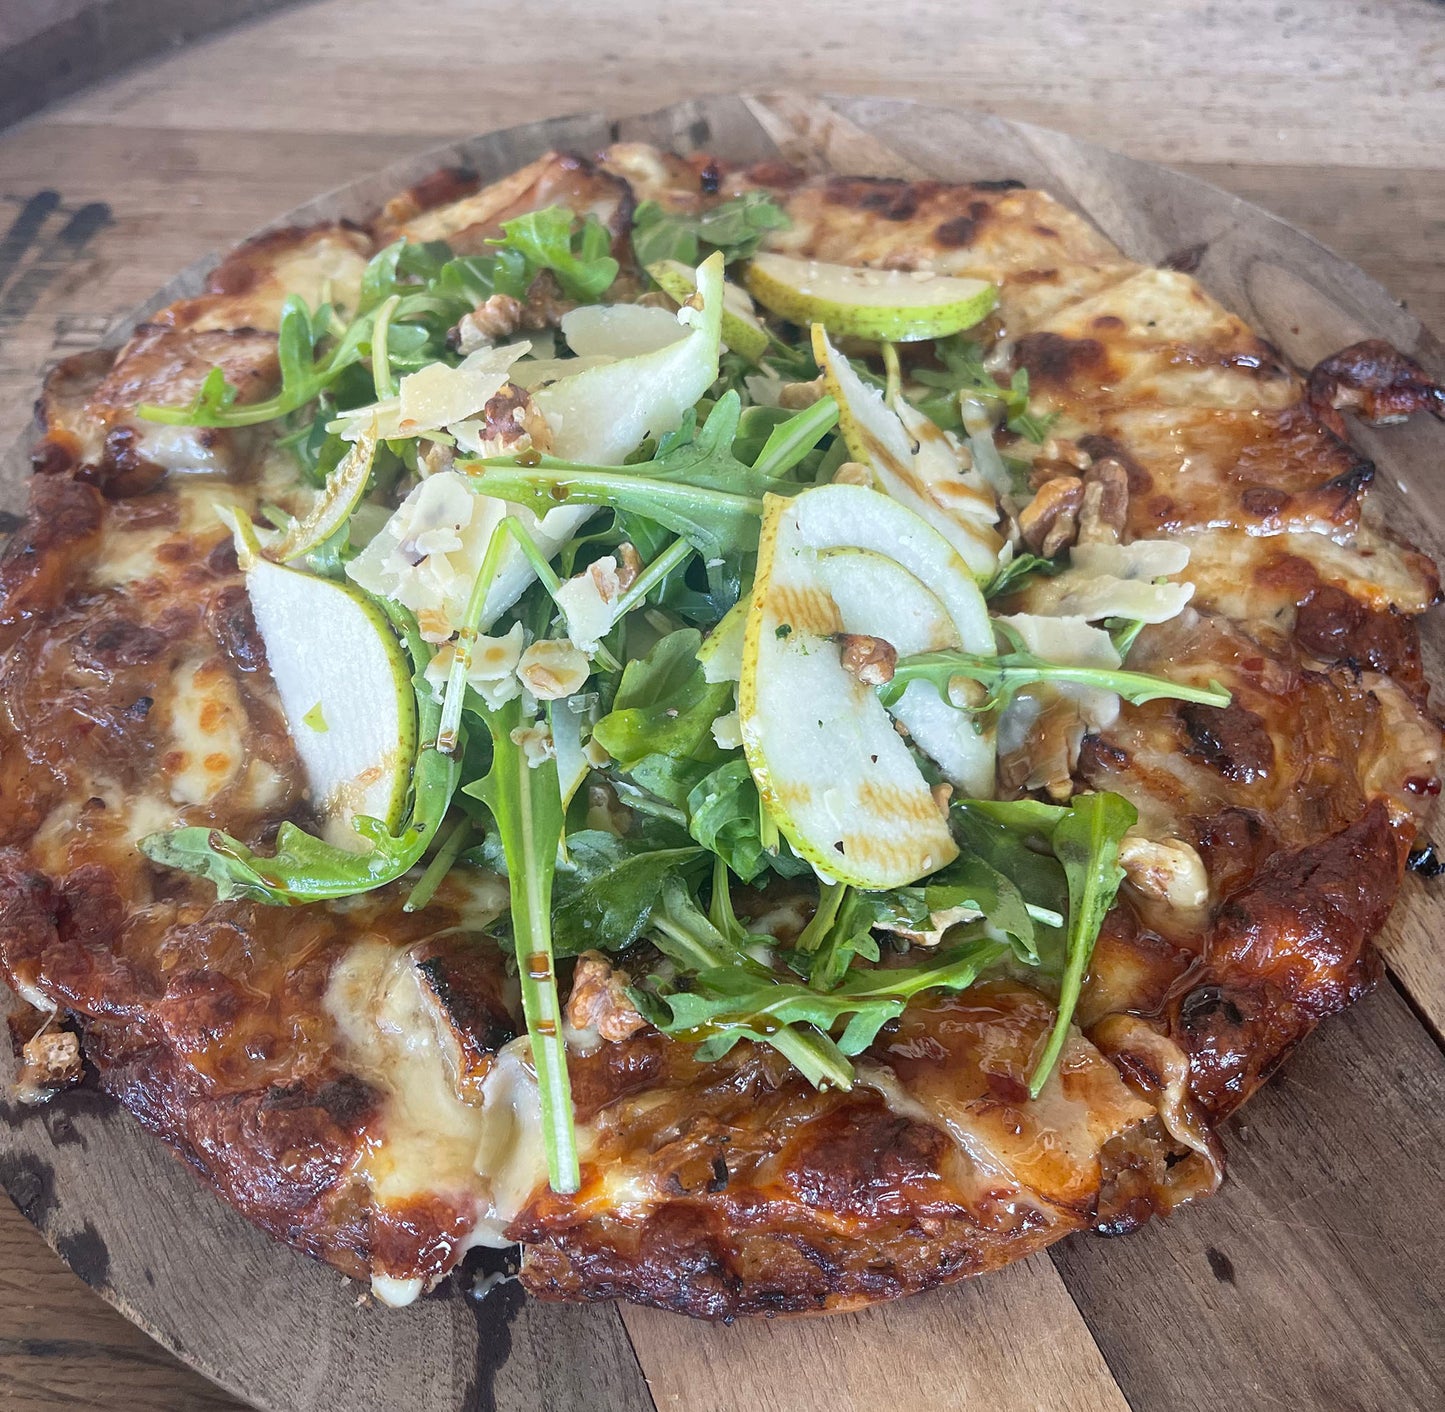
[2,141,1441,1319]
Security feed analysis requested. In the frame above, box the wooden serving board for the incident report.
[2,93,1444,1412]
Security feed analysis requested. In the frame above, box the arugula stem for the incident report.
[796,880,847,955]
[886,650,1232,712]
[750,395,839,479]
[881,343,902,405]
[461,458,764,530]
[402,816,470,913]
[370,294,401,400]
[437,517,514,754]
[611,536,694,620]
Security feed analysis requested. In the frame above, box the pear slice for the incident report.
[739,493,958,889]
[230,516,416,850]
[265,426,377,563]
[786,482,995,656]
[815,548,995,798]
[812,327,1003,579]
[648,259,772,363]
[454,252,728,628]
[744,252,996,342]
[697,599,748,684]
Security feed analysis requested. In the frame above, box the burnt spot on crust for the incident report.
[1179,702,1275,783]
[1175,802,1400,1115]
[785,1103,950,1220]
[934,200,994,248]
[1295,584,1426,698]
[1014,331,1108,389]
[1307,339,1445,438]
[824,175,941,222]
[1190,807,1278,901]
[373,167,482,235]
[207,584,268,674]
[0,475,103,625]
[72,618,168,672]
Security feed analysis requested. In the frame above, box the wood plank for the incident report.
[0,1197,246,1411]
[1050,985,1445,1410]
[623,1255,1130,1412]
[35,0,1445,171]
[0,1,304,130]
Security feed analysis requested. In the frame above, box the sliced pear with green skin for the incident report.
[468,252,728,627]
[745,252,997,342]
[649,259,772,364]
[697,598,748,684]
[813,326,1003,579]
[787,482,995,657]
[815,548,996,798]
[228,513,416,851]
[739,493,958,889]
[264,426,377,563]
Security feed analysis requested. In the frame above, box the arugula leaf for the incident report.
[549,831,704,956]
[912,337,1057,443]
[882,646,1232,715]
[139,604,459,903]
[955,792,1137,1094]
[592,628,733,768]
[1028,791,1135,1095]
[631,192,791,268]
[985,552,1063,600]
[921,850,1042,965]
[139,296,373,429]
[686,758,809,884]
[462,692,578,1194]
[463,392,826,561]
[490,207,620,302]
[643,878,1008,1078]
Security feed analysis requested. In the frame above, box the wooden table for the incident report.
[1,3,1443,1409]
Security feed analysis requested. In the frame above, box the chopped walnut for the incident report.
[566,951,647,1042]
[418,439,455,478]
[778,376,827,410]
[616,542,643,592]
[1036,436,1092,471]
[1076,457,1129,544]
[480,384,553,454]
[837,633,897,685]
[19,1029,82,1102]
[1018,475,1085,555]
[454,294,528,353]
[832,460,873,487]
[509,723,555,767]
[1119,836,1210,909]
[517,640,591,700]
[452,271,577,353]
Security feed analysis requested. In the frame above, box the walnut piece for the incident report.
[837,633,897,685]
[566,951,646,1042]
[19,1028,82,1102]
[1018,475,1085,555]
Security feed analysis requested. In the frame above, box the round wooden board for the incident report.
[3,93,1444,1412]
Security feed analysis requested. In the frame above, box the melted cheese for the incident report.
[324,938,590,1304]
[161,653,248,805]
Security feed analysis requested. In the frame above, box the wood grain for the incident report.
[1050,984,1445,1410]
[0,15,1443,1409]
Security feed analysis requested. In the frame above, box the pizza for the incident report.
[2,140,1442,1321]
